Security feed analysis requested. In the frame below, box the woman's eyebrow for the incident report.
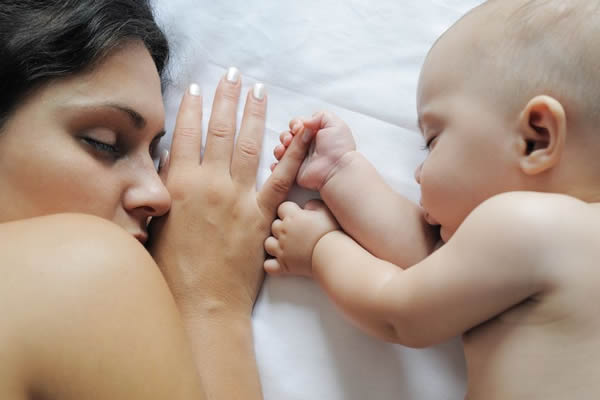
[62,102,166,139]
[100,104,168,140]
[63,102,147,130]
[103,103,146,130]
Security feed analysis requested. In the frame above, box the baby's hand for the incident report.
[264,200,339,278]
[272,111,356,191]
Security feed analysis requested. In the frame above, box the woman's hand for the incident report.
[148,71,309,317]
[147,70,310,400]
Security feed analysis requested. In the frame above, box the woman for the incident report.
[0,1,307,398]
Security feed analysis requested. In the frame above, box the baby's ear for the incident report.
[517,95,567,175]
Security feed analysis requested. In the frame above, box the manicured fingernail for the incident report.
[226,66,240,83]
[253,83,265,100]
[302,128,313,143]
[159,149,169,171]
[188,83,201,96]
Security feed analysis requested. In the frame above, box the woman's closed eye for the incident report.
[82,137,121,158]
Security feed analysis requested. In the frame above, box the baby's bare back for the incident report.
[463,246,600,399]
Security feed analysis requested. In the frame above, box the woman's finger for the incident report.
[168,84,203,168]
[230,84,267,187]
[258,130,311,216]
[203,67,241,169]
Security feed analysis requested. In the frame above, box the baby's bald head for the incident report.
[428,0,600,132]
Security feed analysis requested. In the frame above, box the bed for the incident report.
[153,1,485,398]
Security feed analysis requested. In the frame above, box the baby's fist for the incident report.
[273,112,356,191]
[264,200,339,278]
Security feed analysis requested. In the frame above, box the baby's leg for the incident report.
[0,214,204,400]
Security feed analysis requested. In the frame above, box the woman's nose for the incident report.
[123,168,172,218]
[414,163,423,184]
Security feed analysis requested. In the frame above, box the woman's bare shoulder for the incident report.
[0,213,138,246]
[0,214,204,400]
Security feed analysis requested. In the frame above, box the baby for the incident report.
[264,0,600,399]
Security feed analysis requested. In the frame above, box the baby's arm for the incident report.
[305,193,551,345]
[275,112,437,267]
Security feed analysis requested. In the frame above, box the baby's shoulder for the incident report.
[454,192,599,292]
[467,191,600,266]
[474,191,594,231]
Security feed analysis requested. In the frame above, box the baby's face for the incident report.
[414,19,525,242]
[0,42,170,244]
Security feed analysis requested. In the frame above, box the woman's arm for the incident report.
[149,72,310,399]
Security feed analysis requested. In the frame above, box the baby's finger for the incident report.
[264,236,281,257]
[271,219,283,237]
[280,131,293,147]
[277,201,301,219]
[288,119,303,134]
[304,199,327,211]
[274,144,285,161]
[264,258,283,275]
[270,162,277,172]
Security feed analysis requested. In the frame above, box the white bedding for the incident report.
[153,1,485,398]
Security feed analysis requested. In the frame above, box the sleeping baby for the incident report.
[264,0,600,398]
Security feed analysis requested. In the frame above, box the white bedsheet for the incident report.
[153,1,485,398]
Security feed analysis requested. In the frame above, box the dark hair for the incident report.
[0,0,169,130]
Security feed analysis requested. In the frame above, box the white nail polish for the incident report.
[189,83,201,96]
[226,66,240,83]
[253,83,265,100]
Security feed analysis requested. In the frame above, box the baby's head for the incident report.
[415,0,600,242]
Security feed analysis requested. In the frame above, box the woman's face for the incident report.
[0,42,171,244]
